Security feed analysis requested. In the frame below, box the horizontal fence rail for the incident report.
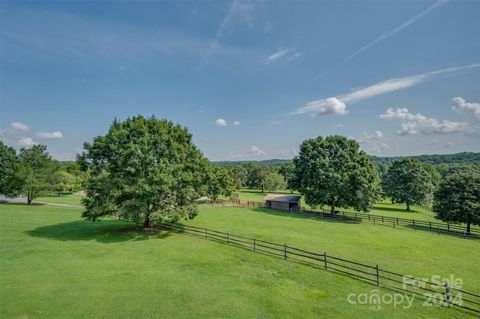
[155,221,479,315]
[225,199,480,239]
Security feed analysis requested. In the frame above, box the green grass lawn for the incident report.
[1,202,477,318]
[36,193,84,206]
[225,189,440,222]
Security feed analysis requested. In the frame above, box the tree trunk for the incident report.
[330,196,336,216]
[27,197,32,205]
[261,185,264,193]
[406,201,410,211]
[143,215,151,228]
[467,222,471,234]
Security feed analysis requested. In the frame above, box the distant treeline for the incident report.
[215,152,480,178]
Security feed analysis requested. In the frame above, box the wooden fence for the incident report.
[158,221,480,315]
[221,199,480,239]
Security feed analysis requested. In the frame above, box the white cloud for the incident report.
[264,47,300,64]
[11,122,29,132]
[293,97,347,116]
[36,131,63,139]
[17,137,36,147]
[278,147,298,159]
[247,145,265,156]
[380,107,471,135]
[451,97,480,119]
[326,0,449,72]
[230,145,266,158]
[362,130,384,140]
[443,142,453,148]
[294,64,480,117]
[233,120,240,126]
[428,139,438,145]
[332,123,344,128]
[215,118,227,126]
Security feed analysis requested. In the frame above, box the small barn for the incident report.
[264,194,301,212]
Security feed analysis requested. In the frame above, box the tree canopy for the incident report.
[245,164,269,192]
[0,141,19,197]
[79,116,209,227]
[433,172,480,233]
[264,172,287,192]
[17,145,57,204]
[206,165,234,201]
[290,135,381,214]
[382,158,434,210]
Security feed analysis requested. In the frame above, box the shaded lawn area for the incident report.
[0,203,476,318]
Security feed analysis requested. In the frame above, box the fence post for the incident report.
[429,222,432,230]
[397,217,399,225]
[413,220,416,231]
[382,216,384,223]
[324,252,327,270]
[284,243,287,260]
[444,282,451,307]
[447,223,450,232]
[253,239,256,252]
[368,215,371,221]
[227,232,230,244]
[376,265,380,286]
[205,228,208,239]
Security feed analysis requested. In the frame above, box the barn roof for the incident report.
[264,194,301,203]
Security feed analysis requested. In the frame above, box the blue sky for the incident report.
[0,0,479,161]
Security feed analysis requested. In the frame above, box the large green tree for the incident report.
[290,136,381,214]
[383,158,434,211]
[264,172,287,192]
[226,165,246,190]
[278,162,295,192]
[245,165,269,192]
[434,172,480,234]
[206,165,234,201]
[0,141,19,196]
[17,145,57,204]
[79,116,209,228]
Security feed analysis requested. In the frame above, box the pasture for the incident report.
[1,202,478,318]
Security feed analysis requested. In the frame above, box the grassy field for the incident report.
[224,189,439,222]
[35,189,437,222]
[36,193,84,206]
[1,202,478,318]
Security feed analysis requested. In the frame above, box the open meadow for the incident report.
[1,201,478,318]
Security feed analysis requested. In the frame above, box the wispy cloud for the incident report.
[36,131,63,139]
[230,145,266,158]
[324,0,449,73]
[11,122,29,132]
[362,130,384,140]
[293,64,480,116]
[2,8,260,71]
[264,47,300,64]
[17,137,36,147]
[204,0,255,64]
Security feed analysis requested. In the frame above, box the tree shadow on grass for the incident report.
[372,205,417,213]
[25,219,171,243]
[251,207,360,225]
[0,201,46,206]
